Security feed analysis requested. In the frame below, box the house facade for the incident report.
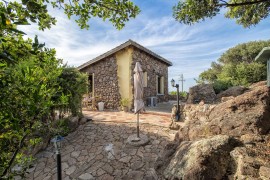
[78,40,172,110]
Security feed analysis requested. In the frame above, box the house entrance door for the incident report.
[88,74,94,97]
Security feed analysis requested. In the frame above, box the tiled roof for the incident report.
[77,39,173,70]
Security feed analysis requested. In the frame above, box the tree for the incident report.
[0,35,87,178]
[198,40,269,93]
[0,35,61,178]
[1,0,137,178]
[173,0,270,27]
[54,67,88,116]
[217,62,266,85]
[0,0,140,34]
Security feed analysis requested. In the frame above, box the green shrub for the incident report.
[198,40,269,90]
[170,91,177,95]
[120,98,130,107]
[213,79,232,94]
[179,91,188,98]
[170,91,187,98]
[50,119,72,137]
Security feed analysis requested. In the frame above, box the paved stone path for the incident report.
[26,111,180,180]
[83,111,172,127]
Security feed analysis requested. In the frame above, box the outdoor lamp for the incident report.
[171,78,180,121]
[51,135,64,153]
[171,79,175,87]
[51,135,64,180]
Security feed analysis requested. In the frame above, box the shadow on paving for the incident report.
[26,120,176,180]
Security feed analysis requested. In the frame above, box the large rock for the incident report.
[230,147,260,179]
[179,84,270,141]
[249,81,267,89]
[162,135,239,180]
[216,86,248,101]
[155,143,179,175]
[230,136,270,180]
[157,82,270,180]
[187,84,216,104]
[158,134,270,180]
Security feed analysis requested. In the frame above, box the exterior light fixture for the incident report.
[171,78,180,121]
[51,135,64,180]
[170,79,175,87]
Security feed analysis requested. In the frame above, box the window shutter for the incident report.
[161,76,164,94]
[156,75,158,94]
[143,72,147,87]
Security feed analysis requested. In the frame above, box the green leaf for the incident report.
[9,28,27,35]
[13,21,30,25]
[1,13,6,26]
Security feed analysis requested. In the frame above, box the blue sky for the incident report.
[20,0,270,92]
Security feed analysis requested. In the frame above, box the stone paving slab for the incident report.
[26,111,182,180]
[83,111,173,128]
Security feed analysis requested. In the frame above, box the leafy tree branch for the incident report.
[173,0,270,27]
[1,132,28,178]
[218,0,269,7]
[0,0,140,33]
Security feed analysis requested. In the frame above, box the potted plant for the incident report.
[120,98,130,112]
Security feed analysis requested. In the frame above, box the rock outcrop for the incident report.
[156,81,270,179]
[216,86,248,101]
[230,135,270,180]
[162,135,239,180]
[179,83,270,141]
[249,81,267,89]
[187,84,216,104]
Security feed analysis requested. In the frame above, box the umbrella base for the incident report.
[131,137,141,142]
[127,134,149,147]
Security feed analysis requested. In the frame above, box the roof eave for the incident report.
[255,47,270,62]
[77,40,173,70]
[129,40,173,66]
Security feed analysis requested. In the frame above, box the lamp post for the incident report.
[51,135,64,180]
[171,79,180,121]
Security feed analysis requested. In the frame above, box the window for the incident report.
[156,75,164,94]
[143,72,148,87]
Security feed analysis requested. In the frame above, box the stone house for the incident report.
[78,40,172,110]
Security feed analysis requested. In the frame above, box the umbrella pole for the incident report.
[137,113,140,138]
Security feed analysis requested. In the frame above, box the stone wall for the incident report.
[81,56,121,109]
[81,47,170,110]
[131,48,169,104]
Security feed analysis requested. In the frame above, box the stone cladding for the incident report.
[81,47,170,110]
[131,48,169,104]
[82,56,121,109]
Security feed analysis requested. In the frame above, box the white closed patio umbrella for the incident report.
[134,62,144,139]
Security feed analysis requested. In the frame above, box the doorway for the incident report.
[88,74,94,97]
